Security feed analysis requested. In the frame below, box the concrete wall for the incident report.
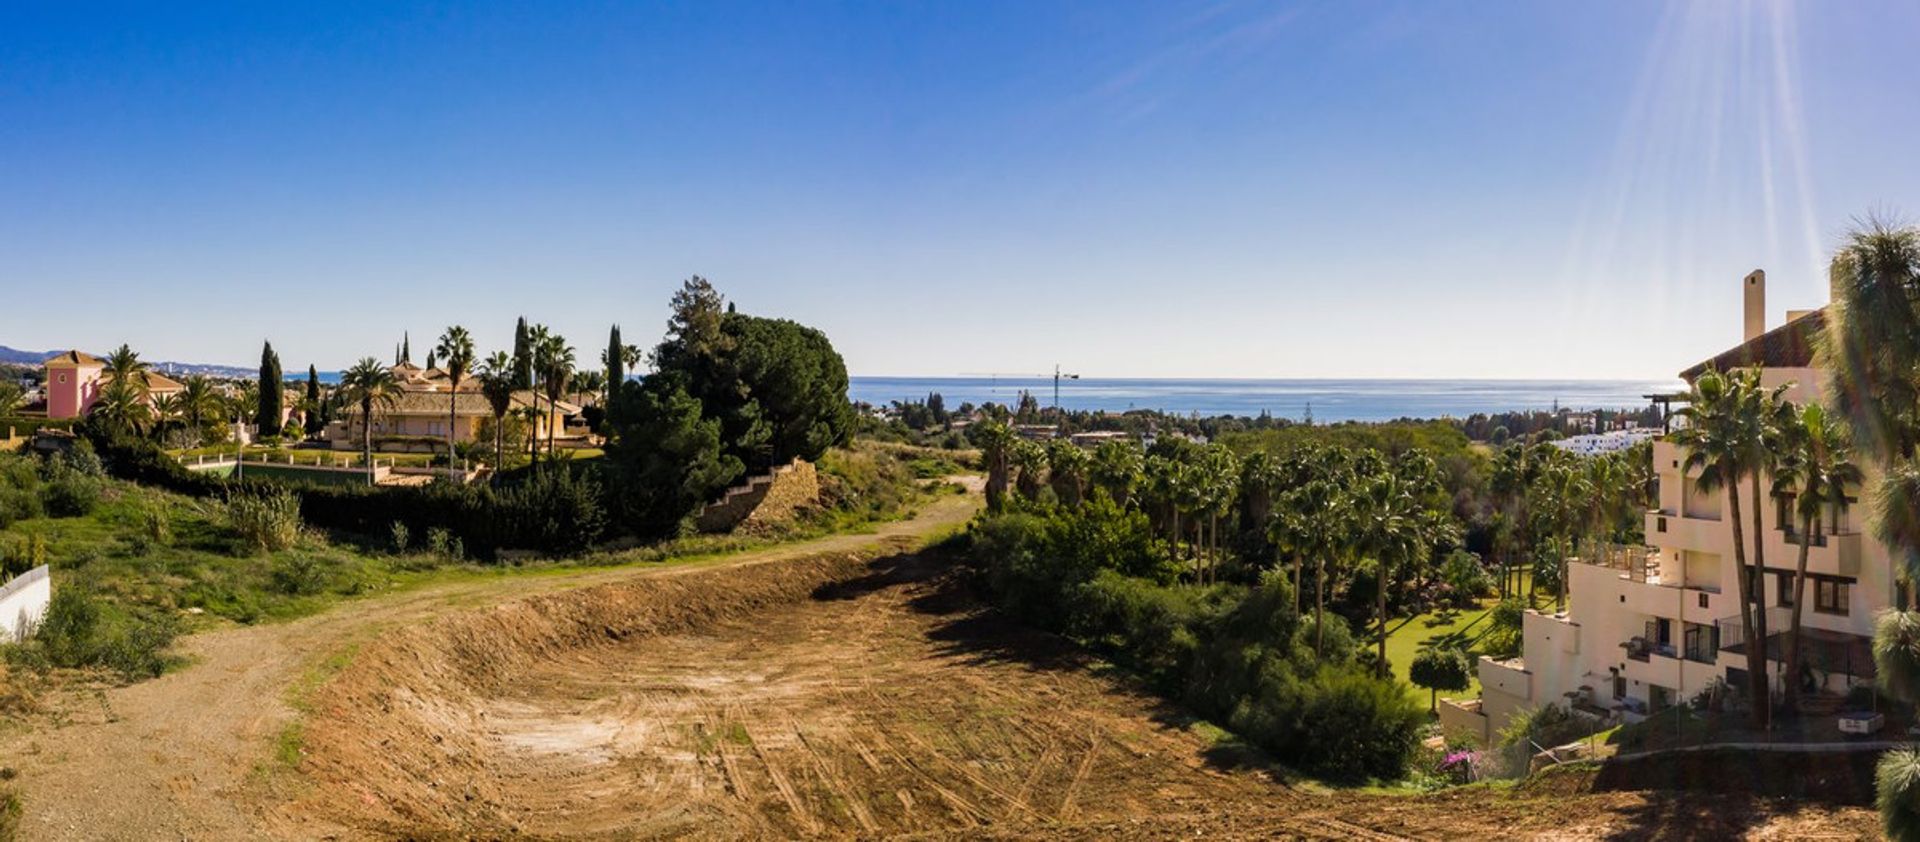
[1437,698,1490,744]
[0,566,51,643]
[696,460,821,533]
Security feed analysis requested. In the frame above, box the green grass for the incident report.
[2,440,952,644]
[1383,574,1543,708]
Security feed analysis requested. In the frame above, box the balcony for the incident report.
[1717,608,1877,679]
[1771,528,1863,578]
[1646,509,1725,555]
[1619,637,1683,688]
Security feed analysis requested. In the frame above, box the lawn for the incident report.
[1384,574,1544,709]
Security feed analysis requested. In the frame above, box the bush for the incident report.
[15,587,177,679]
[1291,666,1426,783]
[0,488,40,529]
[1439,550,1493,605]
[269,553,332,596]
[228,489,301,554]
[389,521,411,554]
[41,475,101,518]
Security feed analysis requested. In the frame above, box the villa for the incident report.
[42,350,185,419]
[1442,270,1891,742]
[324,362,584,451]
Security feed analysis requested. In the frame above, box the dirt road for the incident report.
[0,492,981,841]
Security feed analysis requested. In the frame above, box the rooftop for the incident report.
[1679,308,1827,381]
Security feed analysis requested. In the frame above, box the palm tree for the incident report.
[1046,439,1089,506]
[976,421,1015,510]
[1011,439,1048,500]
[476,352,516,473]
[1356,469,1422,677]
[1772,402,1862,713]
[1090,440,1143,506]
[1819,217,1920,834]
[1197,446,1239,584]
[434,326,475,473]
[535,331,574,458]
[230,380,260,430]
[1672,367,1770,728]
[93,344,153,435]
[179,375,223,446]
[336,357,402,486]
[1532,458,1589,610]
[149,393,184,442]
[0,381,22,421]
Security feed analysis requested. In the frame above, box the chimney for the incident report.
[1744,269,1766,341]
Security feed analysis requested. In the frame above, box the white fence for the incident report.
[0,565,51,643]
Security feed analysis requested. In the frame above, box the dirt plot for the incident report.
[288,547,1280,837]
[286,546,1884,840]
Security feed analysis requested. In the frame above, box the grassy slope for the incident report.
[3,441,944,638]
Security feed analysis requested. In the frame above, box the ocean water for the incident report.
[848,377,1684,424]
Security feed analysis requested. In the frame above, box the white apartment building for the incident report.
[1442,270,1890,743]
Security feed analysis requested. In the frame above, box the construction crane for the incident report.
[960,364,1081,409]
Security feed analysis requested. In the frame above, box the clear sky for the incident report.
[3,1,1918,379]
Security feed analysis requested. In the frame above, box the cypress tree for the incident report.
[605,324,624,428]
[402,332,412,365]
[425,350,437,370]
[512,316,533,389]
[256,341,283,435]
[305,364,323,435]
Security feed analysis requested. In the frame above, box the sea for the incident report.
[847,377,1684,424]
[307,371,1681,424]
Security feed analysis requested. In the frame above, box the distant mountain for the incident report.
[0,346,51,365]
[0,345,254,379]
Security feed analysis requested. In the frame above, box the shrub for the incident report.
[141,503,173,547]
[15,587,177,680]
[426,527,464,562]
[1291,666,1426,783]
[1439,550,1493,605]
[269,553,332,596]
[41,475,101,518]
[228,489,301,554]
[0,488,39,529]
[389,521,411,554]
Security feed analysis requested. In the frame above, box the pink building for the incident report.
[43,351,105,419]
[42,350,186,420]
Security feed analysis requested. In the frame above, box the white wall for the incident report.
[0,566,51,643]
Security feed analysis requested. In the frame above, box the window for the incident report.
[1816,579,1851,616]
[1683,623,1718,664]
[1613,674,1627,701]
[1776,572,1796,608]
[58,374,67,384]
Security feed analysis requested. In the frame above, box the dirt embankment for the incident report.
[288,548,889,836]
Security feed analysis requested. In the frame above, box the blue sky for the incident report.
[3,1,1918,379]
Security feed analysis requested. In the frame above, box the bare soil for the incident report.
[0,484,1885,839]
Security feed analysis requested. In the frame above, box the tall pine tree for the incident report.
[512,316,533,389]
[256,341,283,436]
[402,332,412,365]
